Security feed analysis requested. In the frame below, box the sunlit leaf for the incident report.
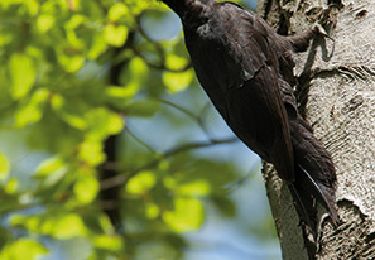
[176,180,211,196]
[36,157,65,177]
[61,113,87,130]
[158,160,170,171]
[37,14,54,33]
[166,55,189,70]
[10,215,39,232]
[105,57,148,106]
[105,85,138,99]
[65,15,87,48]
[79,137,105,165]
[145,202,159,219]
[2,0,39,15]
[104,24,128,47]
[88,33,107,59]
[0,239,47,259]
[50,94,64,110]
[14,88,49,127]
[125,57,149,93]
[93,235,122,251]
[163,197,204,232]
[108,3,130,21]
[99,216,114,234]
[74,171,99,204]
[163,70,193,93]
[0,32,12,46]
[126,171,156,195]
[129,57,148,76]
[57,51,85,73]
[25,0,39,15]
[35,157,67,186]
[4,178,18,194]
[0,153,10,181]
[163,176,177,189]
[9,53,36,99]
[41,214,87,239]
[85,108,124,137]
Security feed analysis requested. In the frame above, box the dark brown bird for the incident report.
[160,0,337,228]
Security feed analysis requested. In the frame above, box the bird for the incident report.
[159,0,337,232]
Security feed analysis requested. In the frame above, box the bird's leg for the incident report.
[287,2,340,54]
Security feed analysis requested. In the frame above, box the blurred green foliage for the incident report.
[0,0,274,259]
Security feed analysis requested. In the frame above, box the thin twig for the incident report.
[100,137,238,190]
[125,125,157,153]
[158,98,211,137]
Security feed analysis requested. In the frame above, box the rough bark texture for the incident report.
[258,0,375,259]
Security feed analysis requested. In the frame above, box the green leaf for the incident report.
[106,57,148,106]
[10,215,39,232]
[9,53,36,99]
[129,57,148,76]
[93,235,122,251]
[65,15,87,48]
[4,178,18,194]
[105,85,138,99]
[145,202,159,219]
[211,196,236,218]
[79,137,105,165]
[14,88,49,127]
[50,94,64,110]
[126,171,156,195]
[88,32,107,59]
[98,216,114,234]
[36,14,54,33]
[0,239,47,259]
[57,50,85,73]
[123,99,160,117]
[108,3,130,21]
[176,180,211,196]
[0,153,10,181]
[74,170,99,204]
[163,197,204,232]
[35,157,68,186]
[1,0,39,15]
[104,24,128,47]
[36,157,65,177]
[35,157,67,186]
[41,214,87,239]
[106,57,148,101]
[61,113,87,130]
[85,108,124,137]
[165,55,189,70]
[163,70,193,93]
[125,58,148,91]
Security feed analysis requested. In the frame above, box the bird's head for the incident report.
[159,0,214,17]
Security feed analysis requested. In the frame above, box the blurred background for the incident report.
[0,0,282,259]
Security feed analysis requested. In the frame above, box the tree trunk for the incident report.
[257,0,375,259]
[99,32,135,233]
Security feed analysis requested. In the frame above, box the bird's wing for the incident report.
[217,3,295,180]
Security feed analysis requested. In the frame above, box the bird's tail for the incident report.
[289,117,338,227]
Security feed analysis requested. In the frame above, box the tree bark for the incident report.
[257,0,375,259]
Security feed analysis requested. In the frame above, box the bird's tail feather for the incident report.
[289,117,338,227]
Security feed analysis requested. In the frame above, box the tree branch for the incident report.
[100,136,238,190]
